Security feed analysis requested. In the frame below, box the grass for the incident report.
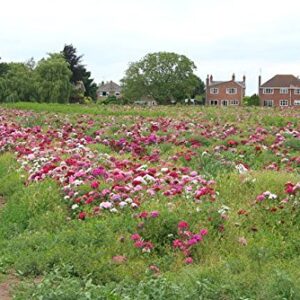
[0,104,300,298]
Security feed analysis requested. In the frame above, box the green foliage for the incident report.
[121,52,201,104]
[243,94,260,106]
[0,63,36,102]
[35,53,72,103]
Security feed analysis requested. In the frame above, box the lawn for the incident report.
[0,103,300,299]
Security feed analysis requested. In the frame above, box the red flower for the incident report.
[178,221,189,229]
[78,211,86,220]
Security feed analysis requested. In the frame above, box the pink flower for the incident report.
[150,210,159,218]
[173,239,183,248]
[187,238,198,246]
[112,255,126,264]
[134,240,144,248]
[131,233,141,241]
[178,221,189,229]
[256,194,265,202]
[138,211,149,219]
[90,181,99,189]
[184,257,193,264]
[200,229,208,236]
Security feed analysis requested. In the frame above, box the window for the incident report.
[294,100,300,106]
[294,89,300,95]
[226,88,237,94]
[263,88,274,94]
[280,88,288,94]
[263,100,273,107]
[210,100,218,105]
[102,91,107,96]
[210,88,219,94]
[221,100,228,106]
[115,92,120,96]
[230,100,239,105]
[280,100,288,107]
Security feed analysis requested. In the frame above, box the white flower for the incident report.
[71,204,79,210]
[100,201,113,209]
[119,201,127,208]
[236,163,248,174]
[125,197,133,203]
[110,208,118,213]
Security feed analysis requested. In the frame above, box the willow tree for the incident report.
[35,53,72,103]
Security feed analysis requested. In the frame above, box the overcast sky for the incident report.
[1,0,300,95]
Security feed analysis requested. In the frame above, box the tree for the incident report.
[243,94,260,106]
[0,62,35,102]
[35,53,72,103]
[0,57,9,77]
[62,44,97,101]
[121,52,200,104]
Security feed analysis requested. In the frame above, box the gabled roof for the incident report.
[97,81,121,93]
[209,80,245,89]
[261,75,300,88]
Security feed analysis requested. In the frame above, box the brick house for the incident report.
[97,81,122,99]
[258,74,300,107]
[205,74,246,106]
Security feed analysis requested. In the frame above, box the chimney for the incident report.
[210,75,213,83]
[206,74,210,87]
[258,75,261,88]
[243,75,246,83]
[232,73,235,81]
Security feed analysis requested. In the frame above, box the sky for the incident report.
[1,0,300,95]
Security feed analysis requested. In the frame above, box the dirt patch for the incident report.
[0,275,19,300]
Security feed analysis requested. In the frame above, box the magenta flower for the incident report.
[200,229,208,236]
[178,221,189,229]
[150,210,159,218]
[134,240,144,248]
[131,233,141,241]
[90,181,99,189]
[184,257,193,264]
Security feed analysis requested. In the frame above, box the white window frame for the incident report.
[280,88,288,94]
[294,100,300,106]
[230,100,239,105]
[263,100,273,107]
[294,89,300,95]
[226,88,237,94]
[210,88,219,94]
[263,88,274,94]
[279,100,289,107]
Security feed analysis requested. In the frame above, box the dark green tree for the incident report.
[62,44,97,101]
[243,94,260,106]
[0,57,9,77]
[121,52,200,104]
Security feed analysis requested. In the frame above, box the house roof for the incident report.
[209,80,245,89]
[97,81,121,93]
[261,75,300,88]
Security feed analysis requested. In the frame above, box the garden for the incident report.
[0,103,299,299]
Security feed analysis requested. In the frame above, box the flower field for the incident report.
[0,103,300,299]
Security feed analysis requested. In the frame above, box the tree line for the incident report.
[0,45,97,103]
[1,47,259,105]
